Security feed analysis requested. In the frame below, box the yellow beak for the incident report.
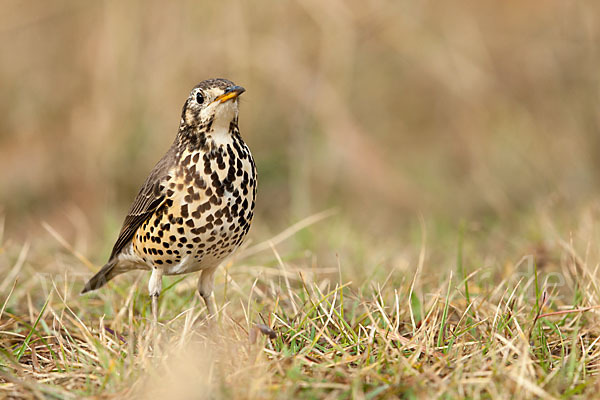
[213,85,246,104]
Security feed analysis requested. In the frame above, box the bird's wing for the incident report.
[108,148,176,261]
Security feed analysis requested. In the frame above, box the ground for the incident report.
[2,203,600,400]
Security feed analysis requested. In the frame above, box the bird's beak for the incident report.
[214,85,246,104]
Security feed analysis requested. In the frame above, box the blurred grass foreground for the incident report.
[2,0,600,399]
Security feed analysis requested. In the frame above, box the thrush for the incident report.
[82,78,257,324]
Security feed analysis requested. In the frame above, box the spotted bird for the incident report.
[82,79,257,324]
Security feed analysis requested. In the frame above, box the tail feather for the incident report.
[81,261,118,294]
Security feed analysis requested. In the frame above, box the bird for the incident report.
[81,78,257,325]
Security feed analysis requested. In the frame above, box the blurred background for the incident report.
[1,0,599,275]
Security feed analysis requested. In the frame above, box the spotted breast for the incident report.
[132,132,256,275]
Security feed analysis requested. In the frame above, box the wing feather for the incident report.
[108,147,176,261]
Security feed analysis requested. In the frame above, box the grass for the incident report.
[2,205,600,399]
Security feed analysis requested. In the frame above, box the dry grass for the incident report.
[3,204,600,399]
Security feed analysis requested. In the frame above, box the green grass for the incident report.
[2,207,600,399]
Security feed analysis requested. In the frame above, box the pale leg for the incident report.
[148,267,163,330]
[198,267,218,318]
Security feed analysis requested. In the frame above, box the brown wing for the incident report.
[108,147,176,261]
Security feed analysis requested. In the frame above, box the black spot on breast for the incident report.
[195,176,206,189]
[232,140,243,158]
[227,167,236,181]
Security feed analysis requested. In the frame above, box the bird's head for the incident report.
[180,78,245,134]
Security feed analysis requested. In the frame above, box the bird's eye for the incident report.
[196,91,205,104]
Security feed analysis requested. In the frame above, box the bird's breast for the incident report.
[131,136,256,275]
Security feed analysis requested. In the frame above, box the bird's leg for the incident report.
[148,267,163,332]
[198,267,218,319]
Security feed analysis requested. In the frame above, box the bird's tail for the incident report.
[81,260,119,294]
